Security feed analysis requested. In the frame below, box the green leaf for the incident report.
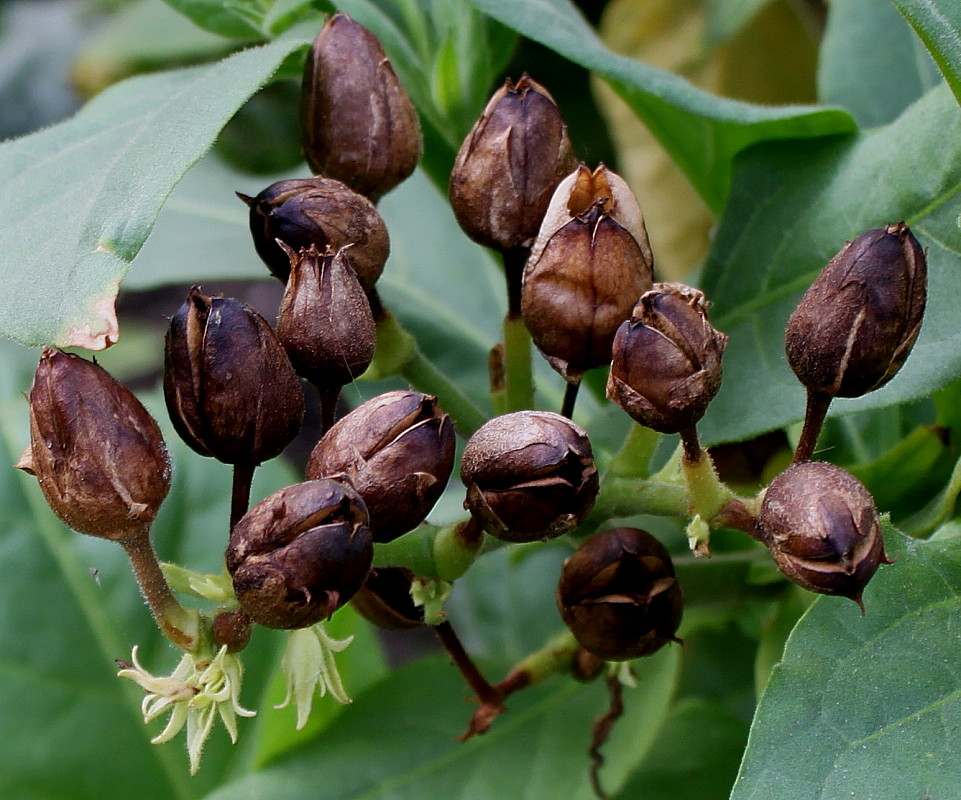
[615,698,749,800]
[699,81,961,445]
[732,524,961,799]
[161,0,267,39]
[0,31,310,349]
[893,0,961,106]
[820,0,941,127]
[465,0,855,211]
[201,649,680,800]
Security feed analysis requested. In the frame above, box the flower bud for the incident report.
[449,74,577,253]
[461,411,598,542]
[607,283,728,433]
[164,288,304,466]
[350,567,424,631]
[521,164,654,381]
[305,390,455,542]
[785,222,926,398]
[276,243,376,390]
[18,348,170,541]
[755,462,889,608]
[238,177,389,289]
[301,13,422,200]
[226,479,374,629]
[557,528,682,661]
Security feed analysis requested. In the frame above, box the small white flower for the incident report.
[276,622,354,730]
[118,645,255,774]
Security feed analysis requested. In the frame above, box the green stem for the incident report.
[503,313,535,412]
[371,310,488,436]
[121,531,201,652]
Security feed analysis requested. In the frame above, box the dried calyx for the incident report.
[755,462,889,609]
[306,391,455,542]
[239,177,389,289]
[521,163,654,382]
[450,74,577,254]
[164,288,304,467]
[19,348,171,541]
[607,283,728,434]
[557,528,683,661]
[301,13,422,201]
[786,222,926,399]
[276,243,376,392]
[226,479,374,629]
[461,410,598,542]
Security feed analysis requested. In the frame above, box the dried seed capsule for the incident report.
[785,223,926,398]
[449,74,577,253]
[305,390,455,542]
[301,13,422,200]
[557,528,682,661]
[607,283,728,433]
[226,479,374,629]
[461,411,598,542]
[17,348,171,541]
[350,567,425,631]
[276,243,376,390]
[521,163,654,381]
[238,177,390,288]
[755,462,889,608]
[164,288,304,466]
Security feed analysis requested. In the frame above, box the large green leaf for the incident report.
[731,524,961,798]
[465,0,855,212]
[893,0,961,106]
[201,648,679,800]
[699,81,961,445]
[160,0,268,39]
[820,0,941,127]
[0,31,310,349]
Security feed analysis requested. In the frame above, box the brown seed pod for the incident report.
[306,390,455,543]
[785,222,926,398]
[607,283,728,433]
[461,410,598,542]
[164,288,304,466]
[521,163,654,381]
[19,348,171,542]
[301,13,422,201]
[557,528,683,661]
[755,461,890,609]
[226,479,374,629]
